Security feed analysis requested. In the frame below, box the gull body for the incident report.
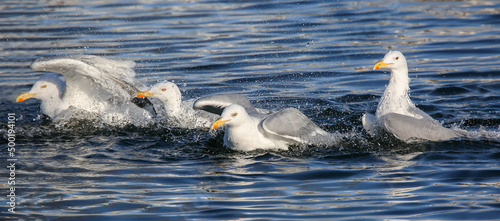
[137,82,219,128]
[16,55,155,125]
[363,51,464,142]
[211,104,333,151]
[213,105,285,151]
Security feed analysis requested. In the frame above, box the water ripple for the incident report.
[1,0,500,220]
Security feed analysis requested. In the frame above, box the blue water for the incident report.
[1,0,500,220]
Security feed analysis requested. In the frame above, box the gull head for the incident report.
[17,73,64,103]
[136,82,181,105]
[211,104,248,130]
[373,51,408,73]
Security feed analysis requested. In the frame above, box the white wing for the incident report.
[31,55,155,114]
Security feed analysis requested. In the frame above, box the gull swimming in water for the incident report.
[136,82,217,128]
[362,51,465,142]
[16,55,155,126]
[197,101,335,151]
[136,84,267,129]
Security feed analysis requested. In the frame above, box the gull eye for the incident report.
[41,85,47,88]
[161,88,167,92]
[231,113,238,117]
[395,57,399,60]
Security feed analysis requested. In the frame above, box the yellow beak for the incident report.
[211,118,231,130]
[16,92,36,102]
[136,91,156,98]
[373,61,392,70]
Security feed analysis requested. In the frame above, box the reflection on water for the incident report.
[1,0,500,220]
[377,151,422,171]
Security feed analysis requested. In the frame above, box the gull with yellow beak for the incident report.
[136,82,218,128]
[136,82,183,118]
[16,73,66,118]
[136,84,268,129]
[16,55,155,125]
[208,104,336,151]
[362,51,466,142]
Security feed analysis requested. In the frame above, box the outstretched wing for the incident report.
[193,94,260,116]
[382,113,463,142]
[31,55,155,114]
[259,108,329,143]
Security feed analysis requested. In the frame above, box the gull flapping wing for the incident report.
[31,55,155,114]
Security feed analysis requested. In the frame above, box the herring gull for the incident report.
[362,51,465,142]
[16,55,155,126]
[136,82,217,128]
[205,103,335,151]
[136,83,267,129]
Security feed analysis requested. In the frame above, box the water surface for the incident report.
[1,0,499,220]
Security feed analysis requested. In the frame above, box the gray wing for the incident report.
[259,108,329,143]
[382,113,464,142]
[31,55,155,114]
[193,94,260,116]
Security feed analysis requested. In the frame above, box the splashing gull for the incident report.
[204,103,336,151]
[16,55,155,126]
[136,84,269,129]
[136,82,218,128]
